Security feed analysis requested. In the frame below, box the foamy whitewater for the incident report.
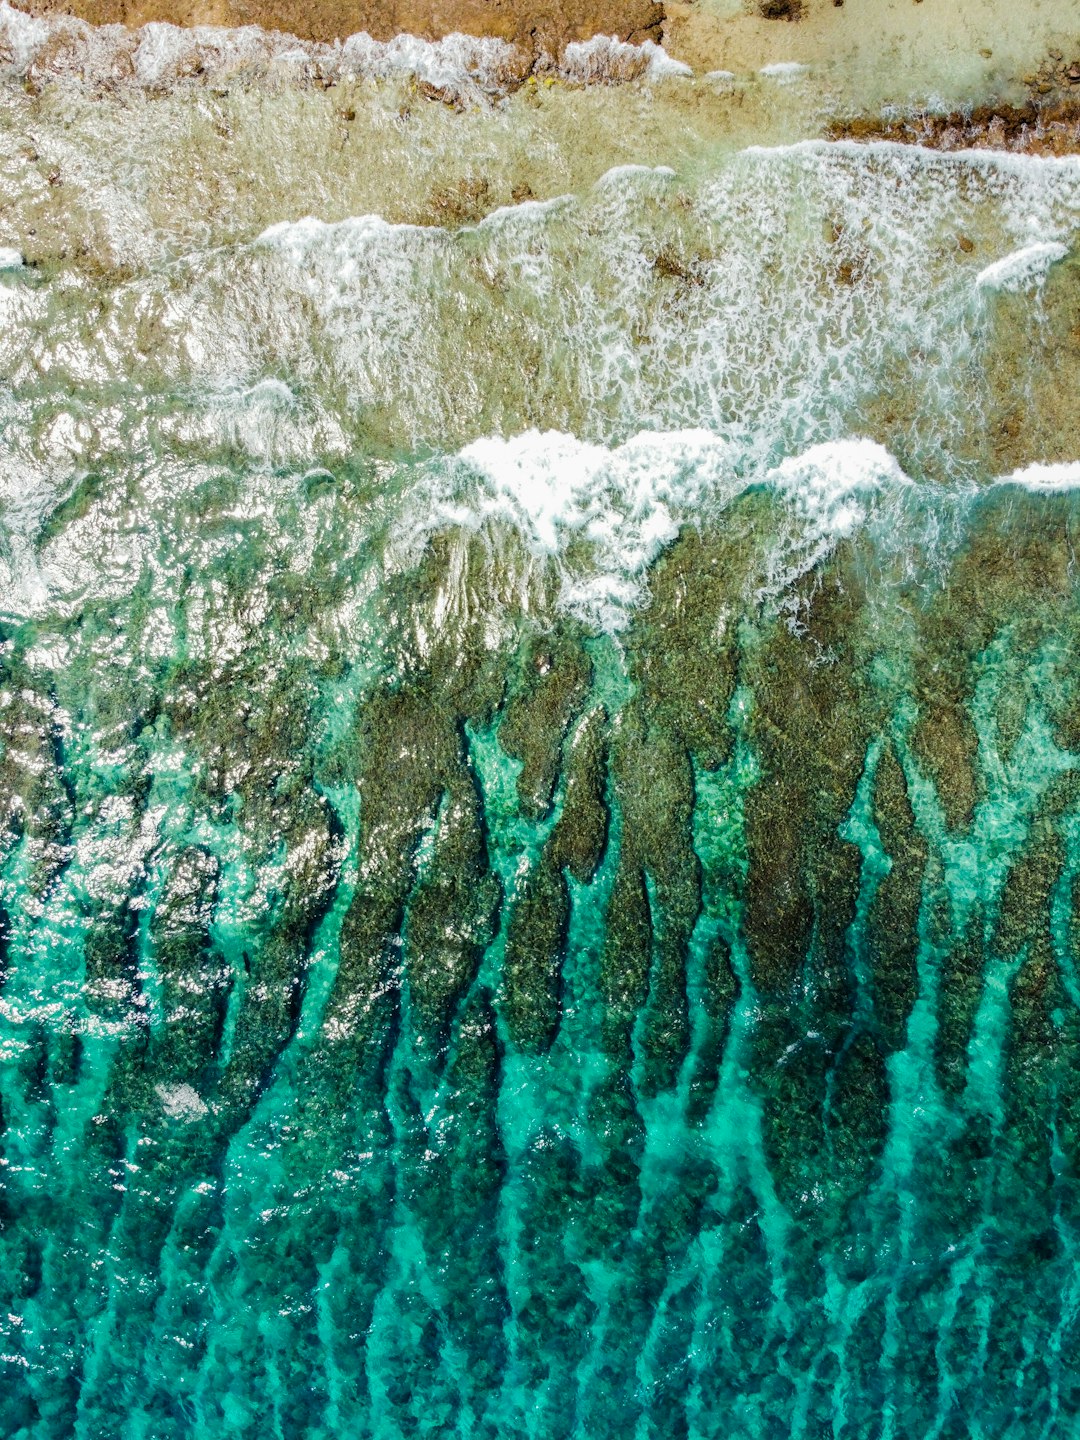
[1,15,1080,1440]
[0,0,697,98]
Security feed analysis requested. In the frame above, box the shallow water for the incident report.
[2,24,1080,1440]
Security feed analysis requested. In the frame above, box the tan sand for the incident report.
[667,0,1080,109]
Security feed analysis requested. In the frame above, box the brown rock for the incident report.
[828,98,1080,157]
[756,0,803,18]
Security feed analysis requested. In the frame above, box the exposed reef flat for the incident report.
[831,98,1080,157]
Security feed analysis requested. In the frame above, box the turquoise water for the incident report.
[2,33,1080,1438]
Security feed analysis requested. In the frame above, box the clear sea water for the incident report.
[2,16,1080,1438]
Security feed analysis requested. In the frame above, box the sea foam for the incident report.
[558,35,692,84]
[0,1,522,98]
[975,241,1070,292]
[407,429,914,629]
[1000,460,1080,491]
[0,2,687,98]
[759,61,809,83]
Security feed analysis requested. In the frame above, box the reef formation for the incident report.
[2,4,1080,1438]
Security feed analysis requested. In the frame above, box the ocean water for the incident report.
[2,16,1080,1439]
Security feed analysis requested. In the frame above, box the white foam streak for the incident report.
[558,35,692,84]
[474,195,574,229]
[257,213,426,260]
[593,162,678,191]
[759,62,809,83]
[748,138,1080,177]
[975,241,1070,292]
[999,460,1080,492]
